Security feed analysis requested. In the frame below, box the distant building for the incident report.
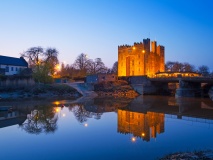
[118,38,165,77]
[86,73,117,83]
[0,55,28,75]
[155,71,201,78]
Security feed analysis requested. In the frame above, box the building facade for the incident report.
[0,55,28,75]
[118,38,165,77]
[86,73,117,83]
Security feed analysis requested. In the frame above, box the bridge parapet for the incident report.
[150,77,213,83]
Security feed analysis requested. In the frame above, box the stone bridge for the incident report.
[129,76,213,97]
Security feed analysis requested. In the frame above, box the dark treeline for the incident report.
[165,61,212,77]
[59,53,118,79]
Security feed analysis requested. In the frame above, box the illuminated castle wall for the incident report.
[117,109,164,141]
[118,38,165,77]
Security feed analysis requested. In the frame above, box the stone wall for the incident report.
[0,77,35,88]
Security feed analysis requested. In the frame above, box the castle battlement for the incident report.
[118,44,132,49]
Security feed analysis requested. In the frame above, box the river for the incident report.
[0,95,213,160]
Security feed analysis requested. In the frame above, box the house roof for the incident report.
[0,55,28,67]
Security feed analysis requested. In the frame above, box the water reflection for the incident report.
[69,97,132,123]
[0,96,213,137]
[0,96,213,160]
[0,108,26,129]
[20,108,58,134]
[118,110,164,142]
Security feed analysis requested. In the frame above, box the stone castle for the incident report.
[118,38,165,77]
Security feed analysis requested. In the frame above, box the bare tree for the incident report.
[22,47,59,83]
[73,53,90,70]
[165,61,195,72]
[44,48,59,75]
[198,65,210,77]
[88,58,107,74]
[73,53,91,77]
[22,46,44,68]
[111,61,118,74]
[182,63,195,72]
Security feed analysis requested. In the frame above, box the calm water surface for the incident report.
[0,96,213,160]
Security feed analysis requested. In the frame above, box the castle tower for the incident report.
[151,41,157,53]
[157,45,165,72]
[143,38,150,53]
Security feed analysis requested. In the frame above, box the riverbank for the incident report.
[159,150,213,160]
[94,80,139,98]
[0,83,82,100]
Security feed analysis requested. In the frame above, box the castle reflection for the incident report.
[118,110,164,141]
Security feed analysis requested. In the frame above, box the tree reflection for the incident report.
[72,104,91,123]
[71,104,103,123]
[69,97,132,123]
[20,106,58,134]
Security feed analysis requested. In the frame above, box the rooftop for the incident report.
[0,55,28,67]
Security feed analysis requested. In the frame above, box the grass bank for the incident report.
[0,83,82,100]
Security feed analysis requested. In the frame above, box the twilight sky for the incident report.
[0,0,213,71]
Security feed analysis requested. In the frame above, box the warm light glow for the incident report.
[37,60,41,65]
[55,64,61,71]
[142,50,145,53]
[55,108,60,113]
[131,137,136,142]
[84,123,88,127]
[133,47,136,50]
[142,133,145,137]
[54,101,60,105]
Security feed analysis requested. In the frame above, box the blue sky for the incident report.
[0,0,213,70]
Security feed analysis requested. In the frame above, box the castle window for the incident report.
[139,62,140,64]
[11,67,13,71]
[132,60,134,66]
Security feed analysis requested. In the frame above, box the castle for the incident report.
[118,38,165,77]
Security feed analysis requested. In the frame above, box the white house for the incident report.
[0,55,28,75]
